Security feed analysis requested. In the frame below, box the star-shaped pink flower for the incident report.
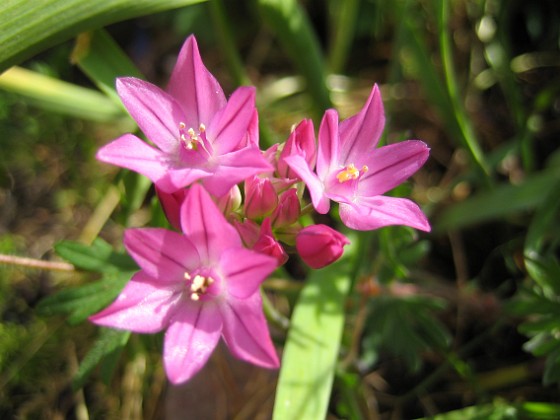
[97,35,272,197]
[285,85,431,231]
[90,184,279,384]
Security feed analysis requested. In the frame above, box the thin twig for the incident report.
[0,254,75,272]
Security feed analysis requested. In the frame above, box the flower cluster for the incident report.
[90,35,430,384]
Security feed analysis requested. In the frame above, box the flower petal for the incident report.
[220,248,277,299]
[96,133,172,181]
[116,77,183,154]
[180,184,242,263]
[284,154,330,214]
[166,35,226,128]
[208,86,257,155]
[163,302,223,384]
[316,109,340,178]
[89,271,181,333]
[124,228,200,280]
[359,140,430,196]
[339,195,431,231]
[202,147,273,197]
[220,293,279,369]
[338,84,385,163]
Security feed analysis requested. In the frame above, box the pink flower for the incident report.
[296,224,350,269]
[285,85,431,231]
[96,35,272,197]
[277,119,316,180]
[90,184,279,384]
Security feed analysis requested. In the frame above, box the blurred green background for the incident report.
[1,0,560,418]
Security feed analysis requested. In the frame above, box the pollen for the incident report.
[187,274,215,301]
[336,164,368,183]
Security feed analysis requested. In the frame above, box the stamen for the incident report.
[336,164,369,183]
[187,274,215,301]
[199,123,206,132]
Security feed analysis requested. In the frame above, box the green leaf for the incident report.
[272,259,352,420]
[36,270,134,324]
[0,66,125,122]
[73,327,130,390]
[435,167,560,232]
[0,0,208,72]
[55,238,137,273]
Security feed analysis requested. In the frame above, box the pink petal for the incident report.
[163,165,213,193]
[116,78,183,154]
[96,133,171,182]
[156,187,187,230]
[89,271,181,333]
[220,248,277,299]
[358,140,430,196]
[124,228,200,280]
[339,196,431,231]
[316,109,340,178]
[208,86,257,155]
[284,154,330,214]
[163,302,223,384]
[180,184,242,263]
[278,118,316,179]
[220,293,279,369]
[338,84,385,163]
[202,148,273,197]
[166,35,226,129]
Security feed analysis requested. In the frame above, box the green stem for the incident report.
[327,0,360,74]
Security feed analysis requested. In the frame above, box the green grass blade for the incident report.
[435,166,560,232]
[0,0,207,72]
[436,0,491,186]
[258,0,332,118]
[273,259,352,419]
[0,66,125,122]
[71,29,143,107]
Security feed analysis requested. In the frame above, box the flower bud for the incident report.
[296,224,350,269]
[156,187,187,230]
[270,188,300,228]
[244,175,278,219]
[215,184,242,217]
[278,119,316,179]
[254,218,288,266]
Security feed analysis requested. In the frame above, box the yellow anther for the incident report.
[179,122,186,130]
[190,293,200,301]
[184,272,191,280]
[336,164,368,183]
[199,123,206,132]
[336,164,360,183]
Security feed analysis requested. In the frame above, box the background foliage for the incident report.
[1,0,560,418]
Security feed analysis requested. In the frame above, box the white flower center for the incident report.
[184,272,215,301]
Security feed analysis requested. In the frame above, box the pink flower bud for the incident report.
[215,184,242,216]
[156,187,187,230]
[254,218,288,266]
[278,119,316,179]
[270,188,300,228]
[244,175,278,219]
[296,224,350,269]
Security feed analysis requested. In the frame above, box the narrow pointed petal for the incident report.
[166,35,226,128]
[124,228,199,280]
[116,78,183,154]
[278,118,316,179]
[163,166,213,193]
[220,294,279,369]
[359,140,430,196]
[316,109,340,178]
[208,86,257,155]
[339,84,385,163]
[180,184,242,263]
[284,154,330,214]
[339,196,431,231]
[96,133,171,185]
[164,303,223,384]
[89,271,181,333]
[220,248,277,299]
[202,148,273,197]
